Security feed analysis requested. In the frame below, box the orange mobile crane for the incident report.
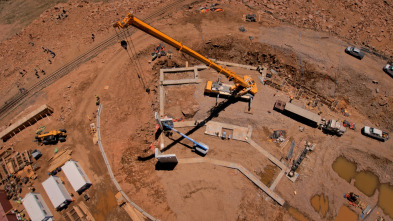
[113,13,257,101]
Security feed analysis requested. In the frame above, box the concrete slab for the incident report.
[204,121,250,142]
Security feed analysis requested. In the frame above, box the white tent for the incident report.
[22,193,53,221]
[42,176,72,210]
[62,160,92,194]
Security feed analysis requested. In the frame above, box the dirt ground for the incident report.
[0,0,393,220]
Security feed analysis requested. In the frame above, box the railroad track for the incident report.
[0,0,190,121]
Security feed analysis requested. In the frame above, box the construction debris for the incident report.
[245,14,256,22]
[152,43,166,61]
[47,149,72,173]
[200,4,223,13]
[270,130,286,142]
[288,141,315,177]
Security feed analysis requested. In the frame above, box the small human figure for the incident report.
[91,34,95,42]
[19,71,24,77]
[50,52,56,58]
[289,96,293,103]
[95,95,100,105]
[48,59,52,64]
[34,69,39,78]
[41,70,46,75]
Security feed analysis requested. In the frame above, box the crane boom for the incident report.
[114,13,257,96]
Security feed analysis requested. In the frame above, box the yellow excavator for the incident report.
[113,13,258,100]
[35,129,67,145]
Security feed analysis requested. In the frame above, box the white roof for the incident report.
[22,193,53,221]
[372,128,383,136]
[62,160,91,192]
[42,176,72,209]
[284,102,321,125]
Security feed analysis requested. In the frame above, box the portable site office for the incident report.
[42,176,72,210]
[61,160,92,194]
[22,193,53,221]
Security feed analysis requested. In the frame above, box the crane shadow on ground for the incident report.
[137,97,238,162]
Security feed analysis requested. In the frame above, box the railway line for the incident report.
[0,0,191,121]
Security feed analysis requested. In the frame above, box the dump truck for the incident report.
[361,126,389,142]
[274,100,346,136]
[35,129,67,145]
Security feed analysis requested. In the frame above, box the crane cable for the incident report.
[126,28,148,89]
[114,27,147,91]
[119,28,147,89]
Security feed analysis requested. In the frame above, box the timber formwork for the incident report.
[0,104,53,142]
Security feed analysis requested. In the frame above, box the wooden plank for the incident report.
[78,202,95,221]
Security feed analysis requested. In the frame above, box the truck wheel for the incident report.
[59,129,67,133]
[59,137,66,142]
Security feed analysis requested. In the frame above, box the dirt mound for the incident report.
[191,35,393,131]
[244,0,393,59]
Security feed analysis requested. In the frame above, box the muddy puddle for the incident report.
[310,194,328,217]
[378,184,393,219]
[332,156,393,219]
[258,164,278,187]
[354,171,379,196]
[332,156,379,196]
[332,156,357,182]
[333,206,358,221]
[288,207,309,221]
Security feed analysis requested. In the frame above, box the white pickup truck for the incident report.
[361,126,389,142]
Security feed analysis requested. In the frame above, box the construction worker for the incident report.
[34,69,39,78]
[95,95,100,105]
[91,34,95,42]
[289,96,294,103]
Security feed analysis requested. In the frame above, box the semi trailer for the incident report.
[274,100,346,136]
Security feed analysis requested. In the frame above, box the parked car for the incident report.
[345,46,365,60]
[361,126,389,142]
[383,64,393,77]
